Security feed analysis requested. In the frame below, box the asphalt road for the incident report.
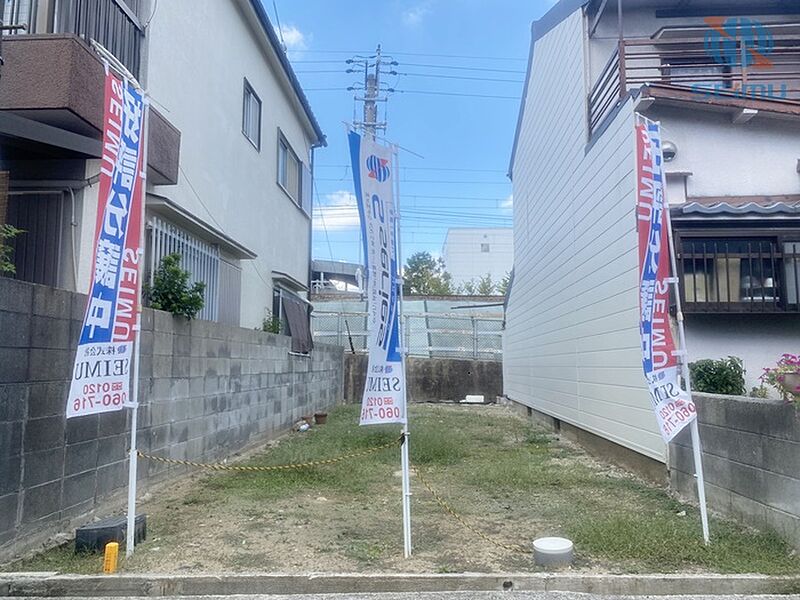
[6,594,799,600]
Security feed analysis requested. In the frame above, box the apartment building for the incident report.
[442,227,513,288]
[0,0,324,328]
[506,0,800,461]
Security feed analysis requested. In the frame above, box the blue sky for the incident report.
[270,1,556,265]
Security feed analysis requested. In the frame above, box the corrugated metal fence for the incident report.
[311,310,503,360]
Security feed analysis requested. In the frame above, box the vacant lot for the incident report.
[5,404,799,575]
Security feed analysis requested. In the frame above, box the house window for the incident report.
[278,135,302,204]
[678,234,800,312]
[481,243,490,253]
[242,80,261,149]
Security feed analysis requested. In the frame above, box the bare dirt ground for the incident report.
[5,404,799,576]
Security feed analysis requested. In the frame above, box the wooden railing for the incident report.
[589,37,800,135]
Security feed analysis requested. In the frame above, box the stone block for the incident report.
[62,470,96,509]
[21,480,61,523]
[0,384,28,422]
[27,348,72,382]
[29,316,71,350]
[0,278,33,313]
[95,462,126,498]
[0,310,30,347]
[0,453,21,496]
[65,440,98,476]
[0,348,29,384]
[22,447,64,487]
[23,415,65,452]
[66,413,99,444]
[153,331,173,356]
[0,493,18,536]
[27,381,68,418]
[98,409,127,438]
[32,285,72,318]
[96,434,127,466]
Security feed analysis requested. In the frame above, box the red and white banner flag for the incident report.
[635,114,696,442]
[67,71,146,418]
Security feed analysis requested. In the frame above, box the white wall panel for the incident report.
[504,9,664,461]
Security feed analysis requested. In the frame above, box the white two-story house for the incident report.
[1,0,324,329]
[506,0,800,462]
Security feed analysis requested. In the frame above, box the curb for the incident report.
[1,572,799,597]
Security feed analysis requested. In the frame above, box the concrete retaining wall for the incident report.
[344,353,502,403]
[0,278,344,562]
[669,393,800,550]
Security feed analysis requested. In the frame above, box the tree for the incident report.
[497,271,511,296]
[0,225,24,275]
[460,279,477,295]
[403,251,455,295]
[477,273,495,296]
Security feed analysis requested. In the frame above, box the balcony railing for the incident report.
[1,0,142,76]
[589,38,800,135]
[54,0,143,77]
[677,235,800,313]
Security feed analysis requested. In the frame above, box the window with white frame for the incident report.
[278,134,302,204]
[242,79,261,149]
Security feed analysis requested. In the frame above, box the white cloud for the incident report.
[501,194,513,210]
[313,191,360,231]
[402,4,431,26]
[277,24,307,51]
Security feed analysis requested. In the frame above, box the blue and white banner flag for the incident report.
[349,131,406,425]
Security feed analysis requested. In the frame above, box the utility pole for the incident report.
[348,45,396,139]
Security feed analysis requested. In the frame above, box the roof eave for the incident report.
[246,0,327,148]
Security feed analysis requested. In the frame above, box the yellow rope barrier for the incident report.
[136,436,402,472]
[413,466,529,555]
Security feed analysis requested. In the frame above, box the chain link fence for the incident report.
[311,311,503,361]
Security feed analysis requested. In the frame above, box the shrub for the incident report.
[261,311,282,334]
[144,253,205,319]
[0,224,24,274]
[689,356,746,396]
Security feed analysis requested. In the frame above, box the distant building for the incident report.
[442,228,513,287]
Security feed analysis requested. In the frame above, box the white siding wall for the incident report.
[505,10,665,461]
[443,228,513,287]
[143,0,314,327]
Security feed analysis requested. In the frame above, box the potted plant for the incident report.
[761,354,800,405]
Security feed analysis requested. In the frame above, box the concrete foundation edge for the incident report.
[1,573,799,597]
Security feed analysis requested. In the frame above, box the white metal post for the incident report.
[662,133,710,544]
[126,97,150,558]
[393,145,412,558]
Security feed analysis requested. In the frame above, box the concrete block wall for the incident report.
[0,278,344,561]
[669,393,800,550]
[344,353,503,403]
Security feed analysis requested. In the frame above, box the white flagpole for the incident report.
[393,145,412,558]
[661,128,710,544]
[126,97,150,558]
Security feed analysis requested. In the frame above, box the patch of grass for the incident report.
[5,403,800,575]
[1,545,109,575]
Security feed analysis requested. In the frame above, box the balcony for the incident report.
[589,37,800,135]
[0,34,180,184]
[2,0,143,77]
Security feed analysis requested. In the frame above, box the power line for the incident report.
[315,165,506,173]
[317,177,511,184]
[393,89,520,100]
[292,50,525,61]
[400,62,525,74]
[295,69,523,84]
